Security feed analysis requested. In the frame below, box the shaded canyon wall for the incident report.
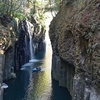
[49,0,100,100]
[0,15,17,80]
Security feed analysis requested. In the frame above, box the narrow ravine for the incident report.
[3,12,72,100]
[1,0,100,100]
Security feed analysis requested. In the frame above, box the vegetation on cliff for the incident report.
[0,15,17,54]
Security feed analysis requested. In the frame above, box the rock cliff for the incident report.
[0,15,17,99]
[14,19,46,70]
[0,15,46,99]
[0,15,46,78]
[0,15,17,80]
[49,0,100,100]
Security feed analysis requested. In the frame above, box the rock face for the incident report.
[31,17,46,54]
[0,15,46,99]
[0,15,17,80]
[0,15,46,81]
[49,0,100,100]
[14,20,30,70]
[14,20,46,70]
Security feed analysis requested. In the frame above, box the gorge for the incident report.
[2,12,72,100]
[0,0,100,100]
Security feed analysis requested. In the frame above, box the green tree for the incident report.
[0,0,24,16]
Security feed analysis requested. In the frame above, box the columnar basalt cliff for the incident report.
[0,15,17,80]
[0,15,17,99]
[31,17,46,53]
[0,15,46,99]
[49,0,100,100]
[0,16,46,80]
[14,20,46,70]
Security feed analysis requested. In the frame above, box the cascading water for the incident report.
[29,34,33,59]
[26,21,34,60]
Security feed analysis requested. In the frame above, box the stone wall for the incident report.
[49,0,100,99]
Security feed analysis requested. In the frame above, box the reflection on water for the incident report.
[28,44,52,100]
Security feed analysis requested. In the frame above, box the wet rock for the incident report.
[11,72,16,79]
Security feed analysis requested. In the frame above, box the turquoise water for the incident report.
[3,45,72,100]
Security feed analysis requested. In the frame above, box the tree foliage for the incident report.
[0,0,23,16]
[0,0,62,22]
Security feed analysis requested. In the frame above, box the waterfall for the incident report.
[26,21,34,60]
[25,36,29,62]
[29,33,33,59]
